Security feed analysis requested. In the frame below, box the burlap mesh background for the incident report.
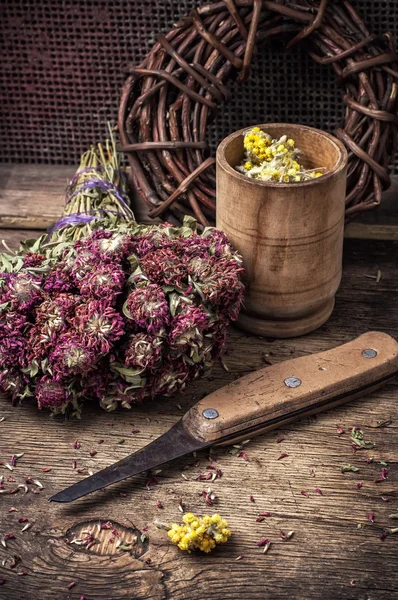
[1,0,397,168]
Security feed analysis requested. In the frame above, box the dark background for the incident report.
[0,0,397,166]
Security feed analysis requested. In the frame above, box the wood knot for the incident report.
[65,519,148,557]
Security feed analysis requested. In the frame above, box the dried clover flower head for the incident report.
[72,301,125,354]
[78,263,125,301]
[81,364,111,401]
[140,248,187,288]
[27,295,80,363]
[22,253,45,268]
[7,272,42,311]
[204,229,235,258]
[124,333,163,371]
[98,233,128,254]
[36,377,71,409]
[156,513,231,553]
[49,333,96,376]
[150,358,190,396]
[185,256,213,280]
[174,236,211,259]
[43,266,73,294]
[9,273,39,299]
[36,294,78,334]
[132,230,174,257]
[189,257,245,319]
[125,283,170,335]
[168,304,209,358]
[67,249,96,281]
[99,380,148,411]
[0,312,30,368]
[0,368,28,402]
[75,229,131,260]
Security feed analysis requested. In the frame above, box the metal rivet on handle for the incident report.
[284,377,302,388]
[203,408,219,419]
[362,349,377,359]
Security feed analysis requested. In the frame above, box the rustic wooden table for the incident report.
[0,168,397,600]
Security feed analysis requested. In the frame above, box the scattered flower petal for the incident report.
[277,453,289,460]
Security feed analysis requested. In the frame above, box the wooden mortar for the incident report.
[216,123,348,338]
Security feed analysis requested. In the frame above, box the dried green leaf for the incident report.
[20,236,46,254]
[122,300,133,321]
[228,447,240,456]
[110,363,146,385]
[1,255,13,272]
[351,438,375,449]
[21,360,39,378]
[350,428,375,449]
[126,254,140,273]
[341,465,359,473]
[14,258,24,272]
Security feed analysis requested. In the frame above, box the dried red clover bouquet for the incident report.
[0,136,244,415]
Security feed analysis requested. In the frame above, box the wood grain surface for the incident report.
[0,164,74,229]
[0,223,397,599]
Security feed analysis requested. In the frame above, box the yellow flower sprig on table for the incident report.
[155,512,231,553]
[237,127,324,183]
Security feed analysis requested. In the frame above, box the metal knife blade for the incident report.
[49,420,209,503]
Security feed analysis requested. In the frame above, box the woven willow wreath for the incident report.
[118,0,398,226]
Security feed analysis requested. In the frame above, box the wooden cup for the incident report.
[216,123,348,338]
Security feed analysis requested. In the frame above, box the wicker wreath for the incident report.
[118,0,398,226]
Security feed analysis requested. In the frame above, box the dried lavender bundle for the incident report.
[0,131,244,415]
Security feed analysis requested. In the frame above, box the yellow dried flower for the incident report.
[156,512,231,553]
[237,127,325,183]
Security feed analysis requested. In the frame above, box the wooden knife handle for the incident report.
[182,332,398,445]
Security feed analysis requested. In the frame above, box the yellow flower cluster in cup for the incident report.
[167,512,231,553]
[237,126,324,183]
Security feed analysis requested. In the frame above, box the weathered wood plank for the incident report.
[0,235,397,599]
[0,229,44,250]
[0,163,397,237]
[0,164,73,229]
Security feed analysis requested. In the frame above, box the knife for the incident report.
[49,331,398,503]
